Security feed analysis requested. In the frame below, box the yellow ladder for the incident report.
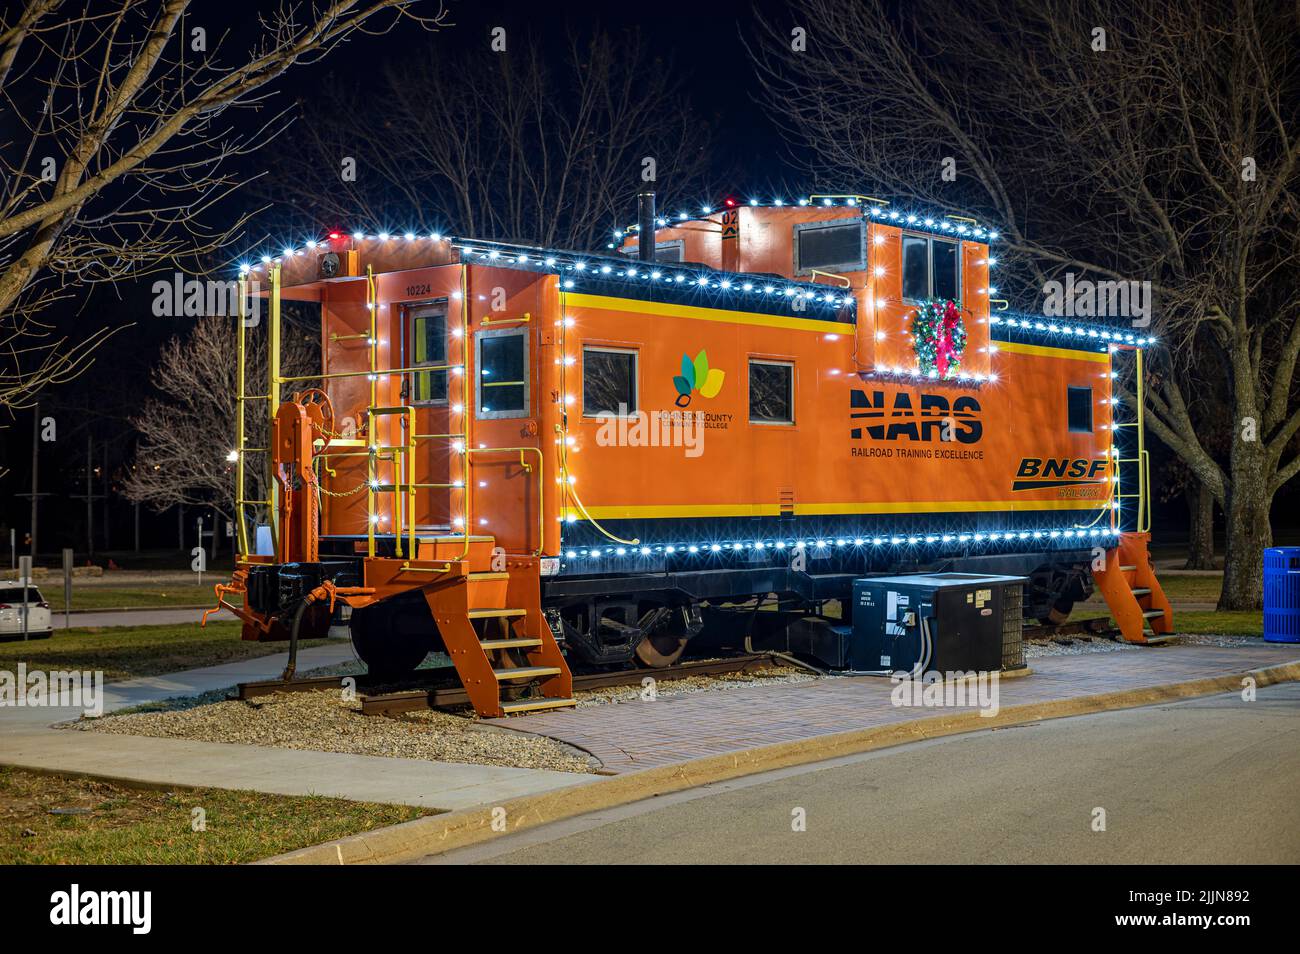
[1109,345,1151,534]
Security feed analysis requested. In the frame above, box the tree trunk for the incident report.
[1183,480,1215,570]
[1219,458,1272,610]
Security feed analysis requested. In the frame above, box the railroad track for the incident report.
[235,653,778,717]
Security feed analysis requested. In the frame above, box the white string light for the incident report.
[614,196,999,244]
[992,313,1156,347]
[560,526,1117,560]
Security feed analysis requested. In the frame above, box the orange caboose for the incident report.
[214,192,1171,717]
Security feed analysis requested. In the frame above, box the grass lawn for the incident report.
[0,622,326,682]
[1083,572,1223,604]
[44,584,218,612]
[0,767,431,864]
[1151,573,1224,602]
[1169,610,1263,636]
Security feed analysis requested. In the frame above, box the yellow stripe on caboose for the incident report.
[997,340,1110,362]
[562,498,1105,521]
[564,292,848,335]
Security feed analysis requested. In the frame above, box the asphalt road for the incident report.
[425,682,1300,865]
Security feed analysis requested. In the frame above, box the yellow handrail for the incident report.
[1136,347,1148,533]
[1108,345,1150,534]
[279,363,462,383]
[480,311,531,326]
[268,265,281,553]
[809,193,889,208]
[235,278,249,557]
[369,406,417,558]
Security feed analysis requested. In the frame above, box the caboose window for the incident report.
[902,237,929,300]
[475,329,528,419]
[794,220,865,274]
[619,240,683,264]
[409,304,448,404]
[583,347,637,416]
[749,359,794,424]
[902,234,962,302]
[1068,386,1094,432]
[932,239,959,301]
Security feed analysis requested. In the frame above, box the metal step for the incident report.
[1142,609,1165,619]
[1142,635,1176,645]
[467,571,509,581]
[1131,587,1152,597]
[479,637,543,650]
[1120,564,1137,571]
[500,696,577,714]
[493,665,562,681]
[468,607,525,619]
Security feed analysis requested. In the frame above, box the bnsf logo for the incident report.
[1013,457,1108,490]
[850,390,982,444]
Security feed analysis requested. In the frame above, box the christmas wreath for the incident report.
[911,299,967,378]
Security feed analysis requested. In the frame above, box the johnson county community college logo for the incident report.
[673,349,725,407]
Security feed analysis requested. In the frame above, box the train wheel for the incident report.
[1039,598,1075,627]
[634,632,688,668]
[349,594,437,679]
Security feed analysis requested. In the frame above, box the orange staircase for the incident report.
[417,535,574,717]
[1093,531,1174,644]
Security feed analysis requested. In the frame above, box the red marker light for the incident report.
[328,232,341,240]
[724,197,737,207]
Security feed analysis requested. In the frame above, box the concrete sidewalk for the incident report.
[488,643,1299,772]
[53,607,234,629]
[0,642,590,811]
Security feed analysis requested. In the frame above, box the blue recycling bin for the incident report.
[1263,547,1300,643]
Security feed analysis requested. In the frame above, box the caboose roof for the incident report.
[237,189,1157,353]
[609,193,1000,251]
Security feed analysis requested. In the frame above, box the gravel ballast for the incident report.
[1024,631,1258,657]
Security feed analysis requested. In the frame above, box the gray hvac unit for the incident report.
[850,573,1026,675]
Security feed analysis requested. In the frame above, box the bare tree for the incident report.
[267,29,717,249]
[0,0,449,414]
[751,0,1300,608]
[121,314,317,535]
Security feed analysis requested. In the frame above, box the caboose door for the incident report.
[403,299,454,530]
[468,324,543,554]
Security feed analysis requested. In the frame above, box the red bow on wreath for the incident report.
[934,300,962,376]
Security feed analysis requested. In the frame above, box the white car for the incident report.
[0,582,52,640]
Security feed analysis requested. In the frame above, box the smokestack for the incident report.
[637,191,656,262]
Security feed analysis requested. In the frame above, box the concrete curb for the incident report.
[258,658,1300,865]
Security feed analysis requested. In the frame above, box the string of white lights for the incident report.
[992,313,1156,347]
[560,526,1118,560]
[613,195,1000,245]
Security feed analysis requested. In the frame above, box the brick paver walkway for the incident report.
[489,645,1299,772]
